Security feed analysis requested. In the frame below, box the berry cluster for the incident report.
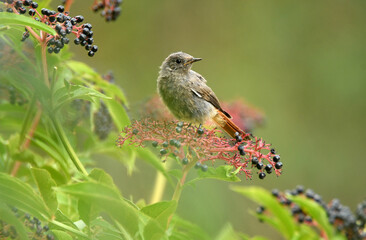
[0,83,28,105]
[0,207,55,240]
[0,0,98,56]
[94,100,113,140]
[117,119,282,180]
[91,0,122,22]
[257,187,366,240]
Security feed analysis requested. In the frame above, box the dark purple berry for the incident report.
[15,0,22,7]
[265,164,273,173]
[48,47,53,53]
[57,14,64,23]
[80,40,87,46]
[87,37,94,44]
[74,38,80,45]
[201,164,208,172]
[82,28,90,35]
[57,5,64,12]
[83,23,92,29]
[273,155,280,162]
[75,15,84,23]
[270,148,276,154]
[6,8,13,13]
[23,0,32,6]
[31,1,38,8]
[275,162,283,169]
[259,172,266,179]
[29,8,35,16]
[61,37,69,44]
[91,45,98,52]
[256,162,263,170]
[79,33,86,41]
[251,157,258,165]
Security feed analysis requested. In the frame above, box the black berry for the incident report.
[31,1,38,8]
[275,162,283,169]
[259,172,266,179]
[57,5,64,12]
[273,155,280,162]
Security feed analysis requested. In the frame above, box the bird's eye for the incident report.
[176,59,182,64]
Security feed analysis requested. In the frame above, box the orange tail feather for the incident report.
[212,111,250,140]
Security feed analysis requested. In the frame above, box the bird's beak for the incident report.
[184,57,202,66]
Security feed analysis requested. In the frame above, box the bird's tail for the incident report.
[212,111,250,140]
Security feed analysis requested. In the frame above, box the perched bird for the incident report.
[157,52,249,139]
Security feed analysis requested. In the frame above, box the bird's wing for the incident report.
[190,81,232,119]
[190,70,207,83]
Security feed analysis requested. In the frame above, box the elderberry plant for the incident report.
[233,186,366,240]
[0,0,98,56]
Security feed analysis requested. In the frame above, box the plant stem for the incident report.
[149,161,172,204]
[150,172,167,204]
[41,41,50,88]
[11,107,42,176]
[51,116,88,175]
[167,158,197,227]
[64,0,74,12]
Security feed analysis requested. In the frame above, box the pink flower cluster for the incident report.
[117,119,282,180]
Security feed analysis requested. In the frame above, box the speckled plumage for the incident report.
[157,52,248,139]
[157,52,218,123]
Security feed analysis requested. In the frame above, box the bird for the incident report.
[157,51,249,139]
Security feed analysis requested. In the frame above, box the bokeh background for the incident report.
[58,0,366,238]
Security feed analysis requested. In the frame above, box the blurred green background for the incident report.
[61,0,366,238]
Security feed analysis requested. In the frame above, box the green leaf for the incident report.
[31,168,58,215]
[187,165,241,186]
[214,223,243,240]
[0,203,29,240]
[79,169,117,226]
[0,12,56,35]
[53,84,110,112]
[0,172,51,221]
[231,186,296,239]
[91,217,124,240]
[141,201,177,229]
[104,99,130,130]
[65,60,128,107]
[56,181,139,238]
[52,229,73,240]
[288,195,335,239]
[169,215,211,240]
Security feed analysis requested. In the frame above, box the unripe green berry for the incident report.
[176,127,182,133]
[197,128,204,135]
[194,162,202,169]
[152,141,158,147]
[160,149,167,155]
[182,157,189,165]
[201,164,208,172]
